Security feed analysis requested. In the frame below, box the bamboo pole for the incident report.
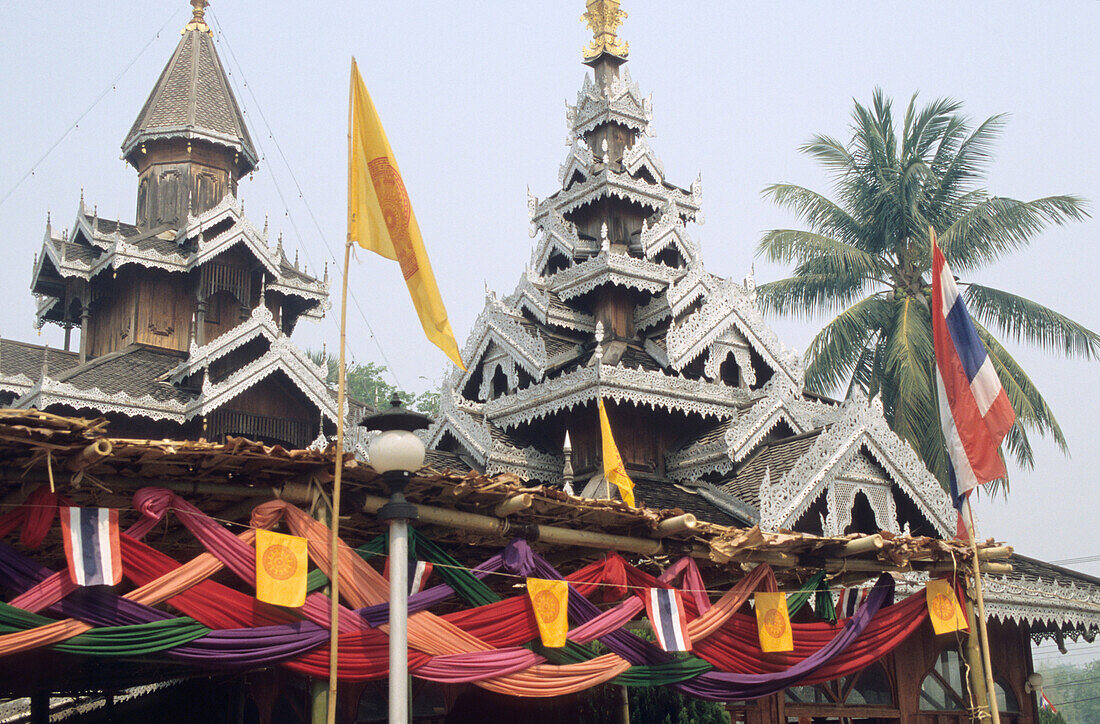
[965,499,1001,724]
[964,595,994,721]
[326,238,353,724]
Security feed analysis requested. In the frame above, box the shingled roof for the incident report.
[122,24,257,173]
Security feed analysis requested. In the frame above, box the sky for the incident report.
[2,2,1098,593]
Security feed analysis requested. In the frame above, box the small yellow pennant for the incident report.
[255,529,308,608]
[926,579,968,635]
[754,591,794,652]
[526,577,569,647]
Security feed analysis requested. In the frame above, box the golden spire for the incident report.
[581,0,629,61]
[183,0,211,34]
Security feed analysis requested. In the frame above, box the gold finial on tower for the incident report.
[581,0,629,61]
[183,0,211,34]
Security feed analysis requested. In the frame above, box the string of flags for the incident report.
[57,506,972,653]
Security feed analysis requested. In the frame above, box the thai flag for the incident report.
[384,556,434,594]
[837,587,868,619]
[644,588,692,652]
[931,234,1016,508]
[1039,691,1057,712]
[59,507,122,586]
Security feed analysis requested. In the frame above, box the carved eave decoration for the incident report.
[14,375,192,423]
[455,296,548,395]
[484,363,744,430]
[426,389,492,462]
[485,439,563,483]
[527,207,597,277]
[566,69,651,138]
[558,139,596,189]
[0,372,43,400]
[666,276,803,394]
[982,573,1100,642]
[622,137,665,185]
[547,249,680,301]
[639,200,699,266]
[665,393,825,482]
[533,166,701,223]
[756,391,954,537]
[508,273,596,334]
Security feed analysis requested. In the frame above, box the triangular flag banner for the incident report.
[754,592,794,652]
[348,59,464,369]
[384,556,434,595]
[60,507,122,586]
[526,577,569,647]
[1040,691,1057,713]
[925,579,968,635]
[644,588,692,652]
[598,399,635,506]
[255,529,308,608]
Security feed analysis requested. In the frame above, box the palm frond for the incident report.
[801,294,893,395]
[757,230,888,284]
[761,184,864,243]
[965,283,1100,358]
[940,195,1089,271]
[756,274,872,318]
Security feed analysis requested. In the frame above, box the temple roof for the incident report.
[121,19,257,174]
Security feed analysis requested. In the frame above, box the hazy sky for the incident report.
[3,2,1098,585]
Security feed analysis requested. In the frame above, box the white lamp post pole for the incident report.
[364,400,429,724]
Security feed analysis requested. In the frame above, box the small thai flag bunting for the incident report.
[644,588,692,652]
[59,507,122,586]
[1039,691,1057,712]
[384,556,434,595]
[931,230,1016,509]
[836,586,869,619]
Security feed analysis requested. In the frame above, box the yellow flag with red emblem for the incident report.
[926,579,968,635]
[526,578,569,647]
[755,592,794,652]
[348,59,463,369]
[598,400,635,507]
[255,529,308,608]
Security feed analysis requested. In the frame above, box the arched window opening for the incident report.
[845,491,880,535]
[994,677,1020,714]
[490,365,509,399]
[920,647,968,711]
[784,662,894,708]
[719,353,741,387]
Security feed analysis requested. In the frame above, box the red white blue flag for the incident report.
[644,587,692,652]
[931,232,1016,509]
[384,556,434,595]
[837,586,869,619]
[1039,690,1057,712]
[59,507,122,586]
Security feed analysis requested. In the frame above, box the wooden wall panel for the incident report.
[132,272,192,351]
[86,271,137,358]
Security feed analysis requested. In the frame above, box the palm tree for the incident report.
[756,89,1097,488]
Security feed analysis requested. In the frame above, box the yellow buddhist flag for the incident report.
[348,59,464,369]
[526,577,569,647]
[754,592,794,652]
[598,399,635,506]
[255,529,308,608]
[926,579,969,635]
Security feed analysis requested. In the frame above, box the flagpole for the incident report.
[326,238,353,724]
[964,497,1002,724]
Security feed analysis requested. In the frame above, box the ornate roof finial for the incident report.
[184,0,211,35]
[594,320,605,364]
[581,0,629,62]
[562,430,575,495]
[259,274,267,306]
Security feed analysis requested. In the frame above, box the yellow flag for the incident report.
[754,592,794,652]
[348,59,464,369]
[598,399,635,506]
[526,577,569,647]
[926,579,968,635]
[255,529,308,608]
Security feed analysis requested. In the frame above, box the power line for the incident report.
[1050,554,1100,566]
[1042,676,1100,689]
[1052,693,1100,707]
[0,5,185,210]
[208,10,405,391]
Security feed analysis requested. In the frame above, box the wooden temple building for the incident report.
[1,0,336,451]
[0,2,1096,723]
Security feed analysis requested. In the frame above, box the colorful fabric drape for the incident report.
[0,486,942,701]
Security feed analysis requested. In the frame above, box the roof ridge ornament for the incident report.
[581,0,629,62]
[184,0,211,35]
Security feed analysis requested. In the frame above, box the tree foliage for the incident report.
[306,352,440,416]
[757,89,1096,490]
[1037,659,1100,724]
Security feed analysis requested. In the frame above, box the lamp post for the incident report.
[362,394,430,724]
